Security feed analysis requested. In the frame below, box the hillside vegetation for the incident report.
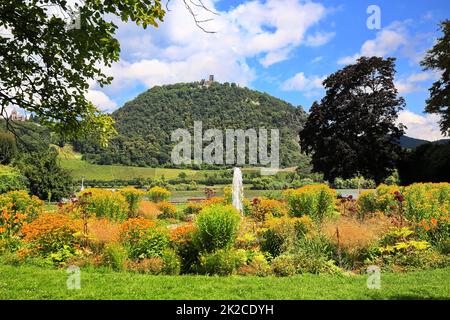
[74,82,308,168]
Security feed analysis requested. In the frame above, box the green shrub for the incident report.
[0,236,22,253]
[271,254,297,276]
[284,184,336,221]
[148,186,171,202]
[194,204,241,252]
[0,132,18,165]
[260,229,285,258]
[293,235,341,274]
[183,202,203,215]
[333,176,376,189]
[161,249,181,275]
[79,189,128,221]
[237,252,271,276]
[177,238,201,274]
[357,190,378,218]
[200,249,247,275]
[126,228,169,260]
[260,216,313,257]
[104,243,128,271]
[120,187,145,218]
[0,166,28,194]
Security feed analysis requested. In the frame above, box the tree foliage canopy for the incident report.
[0,0,165,145]
[421,20,450,136]
[300,56,405,183]
[14,148,74,201]
[0,131,17,164]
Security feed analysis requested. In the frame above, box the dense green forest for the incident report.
[73,82,308,168]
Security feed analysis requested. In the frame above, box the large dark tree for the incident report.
[398,143,450,184]
[300,57,405,184]
[421,20,450,136]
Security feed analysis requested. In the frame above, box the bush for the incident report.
[237,252,271,276]
[333,176,376,189]
[250,198,288,221]
[0,166,28,194]
[375,227,450,271]
[119,218,155,243]
[403,183,450,221]
[103,243,128,271]
[169,223,197,246]
[194,204,241,252]
[260,216,313,257]
[357,184,401,219]
[294,236,340,274]
[161,249,181,275]
[418,216,450,254]
[200,249,247,275]
[148,186,171,202]
[271,254,297,276]
[284,184,336,221]
[120,187,145,218]
[0,132,18,165]
[0,190,43,238]
[127,257,165,274]
[156,201,179,219]
[0,190,43,221]
[126,227,169,260]
[170,224,200,274]
[79,189,128,221]
[21,213,82,257]
[183,202,203,215]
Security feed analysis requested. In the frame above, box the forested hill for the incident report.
[73,82,309,168]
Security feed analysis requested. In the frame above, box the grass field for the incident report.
[56,144,296,182]
[0,264,448,299]
[59,158,203,180]
[55,144,201,180]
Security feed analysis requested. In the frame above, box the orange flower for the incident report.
[430,218,438,227]
[170,224,196,244]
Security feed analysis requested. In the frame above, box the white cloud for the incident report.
[338,22,408,65]
[86,90,117,111]
[305,31,335,47]
[94,0,332,102]
[394,80,422,94]
[259,47,291,67]
[397,110,444,141]
[281,72,325,96]
[311,56,323,63]
[395,71,440,94]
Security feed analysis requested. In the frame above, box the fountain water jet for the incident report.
[232,167,243,214]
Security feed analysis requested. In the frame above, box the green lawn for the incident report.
[0,264,448,300]
[60,158,201,181]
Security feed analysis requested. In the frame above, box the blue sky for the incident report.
[86,0,450,141]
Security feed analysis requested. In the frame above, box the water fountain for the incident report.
[232,167,244,214]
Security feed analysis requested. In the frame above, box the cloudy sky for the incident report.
[87,0,450,141]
